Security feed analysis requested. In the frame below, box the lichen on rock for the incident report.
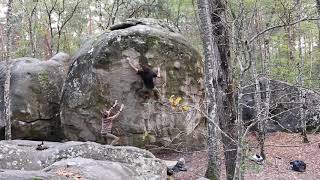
[60,18,206,151]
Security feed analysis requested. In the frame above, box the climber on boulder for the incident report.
[128,58,161,99]
[101,100,124,145]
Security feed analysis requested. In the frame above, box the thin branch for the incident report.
[60,0,81,31]
[191,106,237,143]
[249,17,320,44]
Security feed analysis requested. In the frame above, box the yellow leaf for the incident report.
[182,105,190,111]
[174,97,182,106]
[169,95,175,104]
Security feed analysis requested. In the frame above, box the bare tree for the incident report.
[296,0,309,143]
[198,0,237,179]
[88,8,93,35]
[44,0,81,56]
[4,0,13,140]
[0,24,5,61]
[197,0,220,179]
[209,1,237,179]
[43,0,58,57]
[316,0,320,49]
[278,1,296,62]
[231,0,254,178]
[173,0,183,32]
[19,0,38,57]
[95,0,125,30]
[106,0,124,28]
[251,7,271,161]
[126,0,158,18]
[55,0,81,53]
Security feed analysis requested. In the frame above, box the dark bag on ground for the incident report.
[167,158,187,176]
[290,160,306,172]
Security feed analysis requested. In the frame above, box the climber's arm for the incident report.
[156,66,161,78]
[108,104,124,119]
[128,59,140,72]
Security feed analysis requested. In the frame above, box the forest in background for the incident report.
[1,0,320,179]
[0,0,320,90]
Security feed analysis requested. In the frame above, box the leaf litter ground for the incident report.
[155,132,320,180]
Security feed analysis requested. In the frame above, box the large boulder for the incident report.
[0,140,166,180]
[60,18,205,150]
[243,80,320,132]
[0,170,66,180]
[48,52,72,74]
[0,53,70,140]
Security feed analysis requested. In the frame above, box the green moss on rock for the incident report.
[38,72,50,90]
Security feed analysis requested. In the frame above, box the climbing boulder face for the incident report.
[60,18,205,151]
[0,56,68,140]
[243,80,320,132]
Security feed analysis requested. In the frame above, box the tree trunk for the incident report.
[57,32,61,54]
[316,0,320,49]
[0,25,4,61]
[308,37,313,86]
[197,0,220,179]
[4,0,13,140]
[88,10,93,35]
[96,0,104,30]
[44,30,52,60]
[251,8,271,160]
[256,77,270,160]
[198,0,237,179]
[27,2,37,58]
[231,2,250,178]
[48,22,54,57]
[210,1,237,179]
[297,0,309,143]
[28,18,36,57]
[286,24,295,62]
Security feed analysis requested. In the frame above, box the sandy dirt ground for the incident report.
[155,132,320,180]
